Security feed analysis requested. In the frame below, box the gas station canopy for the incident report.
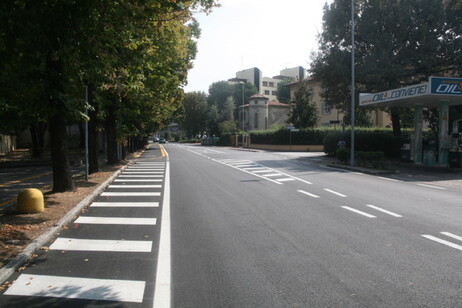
[359,76,462,108]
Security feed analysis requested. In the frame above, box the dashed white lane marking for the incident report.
[422,235,462,251]
[4,274,145,303]
[298,190,320,198]
[108,185,162,188]
[341,206,376,218]
[377,176,401,182]
[441,232,462,242]
[324,188,347,198]
[276,178,296,182]
[118,175,164,178]
[366,204,403,217]
[91,202,159,207]
[75,217,157,225]
[49,238,153,252]
[114,179,162,182]
[101,192,160,196]
[418,183,446,190]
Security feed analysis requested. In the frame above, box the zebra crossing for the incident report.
[2,160,166,305]
[215,159,307,185]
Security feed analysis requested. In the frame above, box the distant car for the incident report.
[159,138,166,144]
[154,137,160,142]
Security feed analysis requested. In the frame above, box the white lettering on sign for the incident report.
[435,84,462,95]
[371,84,427,103]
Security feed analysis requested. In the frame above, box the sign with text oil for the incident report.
[430,77,462,96]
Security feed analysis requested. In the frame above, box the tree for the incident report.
[276,79,292,103]
[182,92,208,137]
[311,0,460,135]
[287,81,320,128]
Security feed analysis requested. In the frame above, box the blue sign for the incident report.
[430,77,462,96]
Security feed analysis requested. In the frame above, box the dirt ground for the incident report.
[0,164,124,269]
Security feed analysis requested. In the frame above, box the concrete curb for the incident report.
[0,164,129,284]
[325,164,397,175]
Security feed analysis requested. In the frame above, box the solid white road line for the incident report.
[441,232,462,242]
[91,202,159,207]
[108,185,162,188]
[75,217,157,225]
[153,150,171,308]
[298,190,320,198]
[341,206,376,218]
[366,204,403,217]
[49,238,152,252]
[377,176,401,182]
[418,183,446,190]
[324,189,347,198]
[118,175,164,178]
[252,170,273,173]
[125,168,165,171]
[114,179,162,182]
[422,235,462,251]
[101,192,160,196]
[264,173,283,177]
[4,274,145,303]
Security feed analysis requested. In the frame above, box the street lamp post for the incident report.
[240,82,245,147]
[350,0,356,166]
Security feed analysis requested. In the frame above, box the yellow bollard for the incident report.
[17,188,44,214]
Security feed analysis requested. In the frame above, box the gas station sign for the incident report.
[430,77,462,96]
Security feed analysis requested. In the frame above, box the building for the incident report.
[287,77,392,128]
[238,94,290,131]
[229,66,305,102]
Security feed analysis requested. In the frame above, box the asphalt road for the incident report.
[168,144,462,307]
[1,143,462,307]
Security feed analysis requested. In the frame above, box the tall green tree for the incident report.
[287,81,320,128]
[311,0,460,135]
[182,92,208,137]
[276,79,292,103]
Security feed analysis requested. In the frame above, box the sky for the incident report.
[184,0,331,93]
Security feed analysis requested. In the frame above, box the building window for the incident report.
[269,82,274,87]
[264,90,270,95]
[254,112,259,128]
[321,102,331,115]
[262,81,268,86]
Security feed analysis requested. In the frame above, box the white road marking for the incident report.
[418,183,446,190]
[422,235,462,251]
[377,176,401,182]
[135,162,164,165]
[118,175,163,178]
[252,170,274,173]
[108,185,161,188]
[91,202,159,207]
[276,178,296,182]
[298,190,320,198]
[114,179,162,182]
[242,167,267,171]
[75,217,157,225]
[49,238,153,252]
[126,169,164,171]
[123,172,164,174]
[4,274,145,303]
[366,204,402,217]
[341,206,376,218]
[324,189,347,198]
[153,150,171,308]
[101,192,160,196]
[441,232,462,242]
[264,173,283,177]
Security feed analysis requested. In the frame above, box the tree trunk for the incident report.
[105,103,119,165]
[29,123,47,158]
[87,84,100,174]
[390,107,402,136]
[46,47,75,192]
[49,112,75,192]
